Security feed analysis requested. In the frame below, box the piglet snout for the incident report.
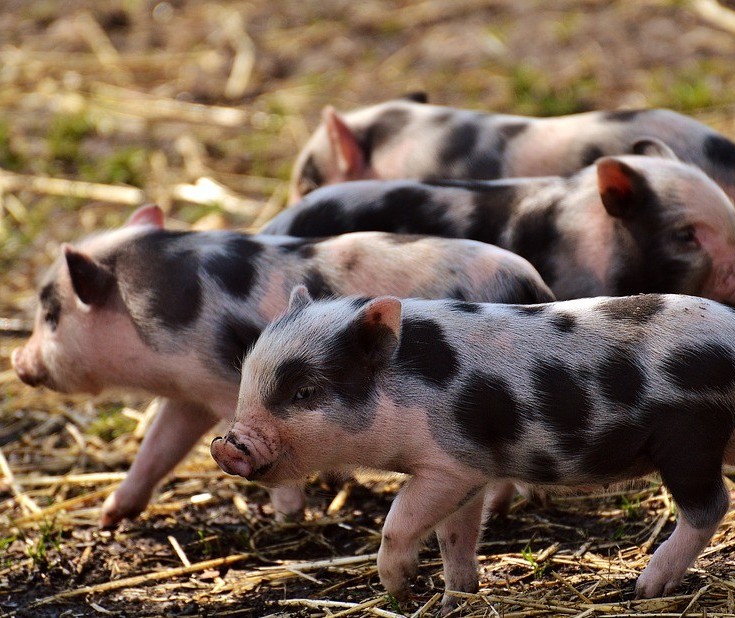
[210,435,254,478]
[12,346,49,388]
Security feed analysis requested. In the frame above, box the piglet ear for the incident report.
[322,106,366,180]
[63,245,115,306]
[632,137,679,161]
[596,157,650,219]
[126,204,165,229]
[355,297,402,369]
[288,285,313,312]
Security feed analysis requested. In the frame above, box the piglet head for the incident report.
[211,286,402,483]
[13,205,165,393]
[289,107,371,203]
[596,154,735,302]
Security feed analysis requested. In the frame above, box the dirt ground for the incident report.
[3,1,735,616]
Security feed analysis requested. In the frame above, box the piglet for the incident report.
[267,148,735,305]
[12,205,552,527]
[290,95,735,204]
[213,287,735,613]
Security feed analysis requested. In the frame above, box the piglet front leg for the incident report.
[377,473,484,606]
[101,398,218,528]
[436,487,485,614]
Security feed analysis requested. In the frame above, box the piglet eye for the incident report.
[672,226,697,245]
[293,385,317,402]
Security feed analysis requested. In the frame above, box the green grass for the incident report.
[25,520,61,568]
[509,64,596,116]
[87,404,136,442]
[521,542,549,578]
[80,146,148,187]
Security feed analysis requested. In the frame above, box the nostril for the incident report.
[225,433,251,456]
[211,436,223,447]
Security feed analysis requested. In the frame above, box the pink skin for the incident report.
[214,291,734,610]
[11,207,307,527]
[635,516,723,598]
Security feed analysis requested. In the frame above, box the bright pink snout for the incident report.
[210,434,255,478]
[12,345,49,388]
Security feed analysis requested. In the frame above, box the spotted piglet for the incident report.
[212,288,735,613]
[12,205,552,527]
[267,150,735,304]
[290,95,735,203]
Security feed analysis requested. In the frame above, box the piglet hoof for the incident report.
[441,591,465,615]
[378,555,416,605]
[99,490,145,529]
[634,565,682,599]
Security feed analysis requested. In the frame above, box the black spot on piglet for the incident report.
[396,318,459,388]
[452,372,522,449]
[662,342,735,392]
[203,236,262,298]
[597,347,646,407]
[531,359,592,452]
[597,294,664,323]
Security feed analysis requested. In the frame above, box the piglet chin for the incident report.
[210,437,254,478]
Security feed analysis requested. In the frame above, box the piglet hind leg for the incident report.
[100,399,218,528]
[377,474,484,606]
[635,468,729,597]
[436,488,485,615]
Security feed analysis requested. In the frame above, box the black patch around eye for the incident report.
[215,316,262,377]
[602,109,643,122]
[396,317,459,388]
[662,342,735,392]
[39,282,62,330]
[580,144,605,168]
[531,359,592,451]
[300,155,324,191]
[526,450,559,483]
[703,134,735,168]
[597,347,646,407]
[452,371,522,448]
[597,295,664,323]
[303,269,334,299]
[509,201,559,286]
[268,357,317,414]
[203,235,262,298]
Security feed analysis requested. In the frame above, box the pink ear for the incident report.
[596,158,643,219]
[322,106,366,180]
[355,297,402,368]
[126,204,165,229]
[362,297,402,339]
